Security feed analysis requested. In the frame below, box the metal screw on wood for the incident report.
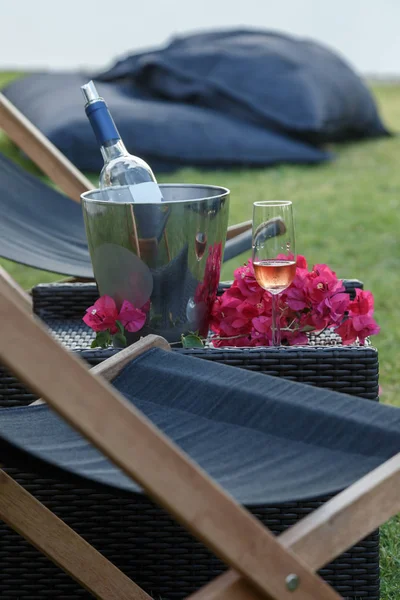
[286,573,300,591]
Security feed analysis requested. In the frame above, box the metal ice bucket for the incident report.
[81,184,230,342]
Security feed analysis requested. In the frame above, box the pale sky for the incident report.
[1,0,399,75]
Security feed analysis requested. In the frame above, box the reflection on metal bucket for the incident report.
[81,184,230,342]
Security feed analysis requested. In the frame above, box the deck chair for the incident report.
[0,92,252,279]
[1,273,400,600]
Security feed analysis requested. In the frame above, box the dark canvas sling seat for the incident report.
[0,152,92,277]
[1,348,399,505]
[0,152,250,277]
[0,346,397,597]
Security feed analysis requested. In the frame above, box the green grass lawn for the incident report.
[1,72,399,597]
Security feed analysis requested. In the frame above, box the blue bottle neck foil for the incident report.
[85,99,121,147]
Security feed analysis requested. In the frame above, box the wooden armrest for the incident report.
[226,220,252,240]
[0,92,93,202]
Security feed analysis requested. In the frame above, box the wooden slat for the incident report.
[0,470,151,600]
[48,276,95,284]
[189,452,400,600]
[0,272,340,600]
[280,451,400,570]
[0,92,93,202]
[226,220,252,240]
[188,570,258,600]
[90,335,171,381]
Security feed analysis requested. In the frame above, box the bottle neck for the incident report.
[85,99,125,162]
[100,139,128,163]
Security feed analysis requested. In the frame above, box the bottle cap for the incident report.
[81,81,101,105]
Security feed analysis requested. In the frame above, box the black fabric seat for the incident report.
[0,153,249,276]
[0,348,399,506]
[0,153,92,277]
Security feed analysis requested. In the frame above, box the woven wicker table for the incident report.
[0,281,380,600]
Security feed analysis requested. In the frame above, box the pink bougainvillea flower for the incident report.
[210,293,253,340]
[250,329,272,346]
[325,292,350,323]
[336,319,359,345]
[336,289,380,345]
[337,313,380,346]
[296,255,308,270]
[350,314,380,342]
[118,300,147,333]
[219,284,244,309]
[249,317,273,347]
[210,288,241,326]
[234,260,263,300]
[307,291,350,332]
[304,264,344,304]
[307,310,331,332]
[276,253,306,269]
[348,289,375,317]
[236,299,260,320]
[252,314,273,334]
[140,299,151,314]
[213,313,252,338]
[83,295,119,334]
[286,284,308,311]
[283,328,309,346]
[285,261,309,311]
[209,256,380,348]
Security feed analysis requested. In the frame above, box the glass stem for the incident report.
[271,293,281,346]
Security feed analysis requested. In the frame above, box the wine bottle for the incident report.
[81,80,163,202]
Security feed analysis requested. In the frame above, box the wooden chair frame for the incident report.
[0,272,399,599]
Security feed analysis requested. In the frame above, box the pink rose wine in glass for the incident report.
[252,201,296,346]
[253,259,296,294]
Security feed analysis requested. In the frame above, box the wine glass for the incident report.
[252,201,296,346]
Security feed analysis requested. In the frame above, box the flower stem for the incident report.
[210,334,249,341]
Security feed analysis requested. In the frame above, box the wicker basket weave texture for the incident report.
[0,468,380,600]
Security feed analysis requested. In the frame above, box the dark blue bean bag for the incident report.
[3,73,331,173]
[2,29,388,173]
[100,29,389,144]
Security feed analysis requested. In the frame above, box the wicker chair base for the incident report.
[0,468,379,600]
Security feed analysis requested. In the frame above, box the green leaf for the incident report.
[115,320,125,335]
[112,332,127,348]
[181,333,204,348]
[300,325,316,333]
[91,330,112,349]
[149,314,163,327]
